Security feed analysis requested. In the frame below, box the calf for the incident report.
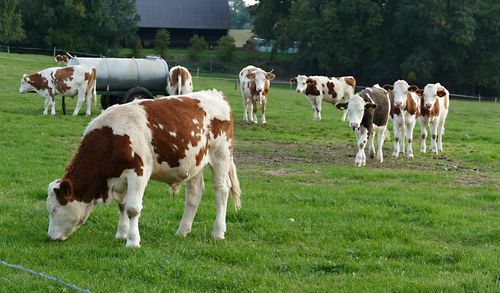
[54,55,69,64]
[19,65,97,116]
[290,75,356,121]
[336,86,391,166]
[383,80,420,159]
[168,65,193,95]
[416,83,450,154]
[46,90,241,248]
[239,65,275,124]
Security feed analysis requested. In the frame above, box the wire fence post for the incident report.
[478,94,481,103]
[7,46,10,53]
[53,47,56,58]
[196,67,199,77]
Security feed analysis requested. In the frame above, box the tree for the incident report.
[229,0,252,29]
[154,29,170,58]
[130,35,143,57]
[215,35,236,61]
[187,35,208,60]
[0,0,25,44]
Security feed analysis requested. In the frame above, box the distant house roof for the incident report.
[136,0,231,30]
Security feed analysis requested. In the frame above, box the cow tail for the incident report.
[228,156,241,211]
[92,68,97,106]
[177,70,182,95]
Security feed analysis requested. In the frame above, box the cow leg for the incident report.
[355,128,368,167]
[124,175,148,248]
[376,126,386,163]
[50,96,56,115]
[242,96,249,121]
[43,96,51,115]
[210,157,231,239]
[369,130,376,159]
[261,99,267,124]
[419,117,428,153]
[308,97,317,120]
[429,119,439,154]
[115,202,129,239]
[405,116,416,159]
[436,115,447,152]
[252,99,258,124]
[315,96,322,121]
[73,92,84,116]
[392,116,402,158]
[85,91,92,116]
[176,171,205,237]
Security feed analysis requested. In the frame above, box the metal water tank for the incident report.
[68,56,169,93]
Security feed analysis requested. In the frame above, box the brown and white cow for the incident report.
[239,65,275,124]
[290,75,356,121]
[336,85,391,166]
[416,83,450,154]
[167,65,193,95]
[46,90,241,248]
[383,80,420,159]
[54,55,69,64]
[19,65,97,116]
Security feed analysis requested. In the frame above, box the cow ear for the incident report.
[266,72,275,80]
[383,84,393,91]
[365,103,377,110]
[416,89,424,96]
[54,179,73,204]
[437,90,446,97]
[290,77,297,84]
[336,103,348,110]
[408,85,419,92]
[246,71,255,79]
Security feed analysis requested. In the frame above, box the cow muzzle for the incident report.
[425,103,432,109]
[351,123,360,130]
[47,232,67,241]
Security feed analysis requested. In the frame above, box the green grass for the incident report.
[0,52,499,292]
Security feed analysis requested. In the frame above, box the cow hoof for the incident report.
[175,228,191,237]
[125,239,140,248]
[212,231,225,240]
[408,154,414,159]
[115,231,128,240]
[392,153,399,158]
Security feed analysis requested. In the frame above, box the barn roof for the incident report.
[136,0,231,30]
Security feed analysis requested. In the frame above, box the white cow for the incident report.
[239,65,275,124]
[167,65,193,95]
[417,83,450,154]
[19,65,97,116]
[290,75,356,121]
[383,80,420,159]
[46,90,241,248]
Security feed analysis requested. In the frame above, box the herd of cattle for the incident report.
[17,57,449,247]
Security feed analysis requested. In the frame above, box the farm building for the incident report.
[136,0,231,48]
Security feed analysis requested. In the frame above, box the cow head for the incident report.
[47,179,93,241]
[19,74,34,93]
[247,68,275,102]
[392,80,412,110]
[422,83,447,110]
[290,75,308,93]
[342,94,377,130]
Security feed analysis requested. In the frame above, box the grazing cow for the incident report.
[383,80,420,159]
[54,55,69,64]
[167,65,193,95]
[19,65,97,116]
[239,65,275,124]
[336,86,391,166]
[416,83,450,154]
[46,90,241,248]
[290,75,356,121]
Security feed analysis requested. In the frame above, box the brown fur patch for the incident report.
[344,76,356,90]
[420,96,440,117]
[26,73,49,91]
[169,67,190,94]
[326,82,337,98]
[59,126,143,204]
[405,93,419,116]
[140,97,206,168]
[305,78,320,96]
[53,67,75,93]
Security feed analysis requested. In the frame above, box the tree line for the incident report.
[250,0,500,96]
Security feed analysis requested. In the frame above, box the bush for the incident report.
[130,35,143,57]
[215,35,236,62]
[187,35,208,61]
[154,29,170,58]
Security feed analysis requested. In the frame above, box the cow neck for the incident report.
[63,126,144,203]
[405,93,419,116]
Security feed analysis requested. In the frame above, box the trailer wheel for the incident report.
[101,95,121,110]
[122,87,154,104]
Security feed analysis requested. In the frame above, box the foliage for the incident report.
[229,0,253,29]
[215,35,236,62]
[187,35,208,61]
[129,35,143,58]
[0,0,25,44]
[154,29,170,59]
[251,0,500,95]
[0,52,499,292]
[16,0,138,55]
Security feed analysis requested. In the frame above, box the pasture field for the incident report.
[0,52,499,292]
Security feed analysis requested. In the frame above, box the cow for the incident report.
[239,65,275,124]
[54,55,69,64]
[46,90,241,248]
[19,65,97,116]
[416,83,450,154]
[336,85,391,166]
[167,65,193,95]
[383,80,420,159]
[290,75,356,121]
